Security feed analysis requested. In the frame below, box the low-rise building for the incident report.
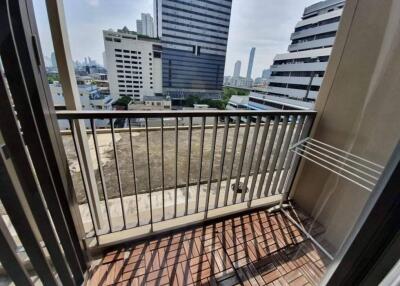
[143,96,171,109]
[50,80,113,129]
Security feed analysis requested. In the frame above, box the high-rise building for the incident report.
[136,13,155,38]
[154,0,232,100]
[103,27,163,102]
[51,52,57,68]
[233,60,241,77]
[248,0,345,110]
[262,69,271,79]
[246,47,255,80]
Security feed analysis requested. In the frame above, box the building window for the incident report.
[115,49,122,52]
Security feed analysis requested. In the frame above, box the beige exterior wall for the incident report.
[292,0,400,251]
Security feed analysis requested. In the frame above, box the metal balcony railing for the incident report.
[56,109,316,245]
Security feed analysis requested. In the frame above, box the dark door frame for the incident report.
[0,0,88,284]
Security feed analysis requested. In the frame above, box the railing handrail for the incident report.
[56,109,317,119]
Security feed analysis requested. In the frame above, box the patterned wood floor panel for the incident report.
[87,209,330,286]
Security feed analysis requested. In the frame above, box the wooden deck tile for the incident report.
[86,207,330,286]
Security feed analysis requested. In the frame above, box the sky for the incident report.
[33,0,317,78]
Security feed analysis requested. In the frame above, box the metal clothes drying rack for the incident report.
[268,137,384,260]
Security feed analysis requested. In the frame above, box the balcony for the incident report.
[270,62,328,73]
[56,110,316,246]
[288,38,335,52]
[290,22,340,40]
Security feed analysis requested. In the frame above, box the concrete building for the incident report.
[50,79,113,129]
[143,95,171,109]
[225,95,249,110]
[103,27,163,102]
[50,52,57,68]
[154,0,232,100]
[246,47,255,80]
[227,76,253,88]
[136,13,155,38]
[233,60,241,77]
[261,69,271,79]
[252,0,345,110]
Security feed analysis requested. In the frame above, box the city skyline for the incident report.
[34,0,317,79]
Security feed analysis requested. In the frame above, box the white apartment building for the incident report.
[103,27,162,102]
[247,0,345,110]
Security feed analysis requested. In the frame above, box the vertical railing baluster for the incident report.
[145,118,153,230]
[276,115,305,196]
[69,119,97,237]
[160,117,165,221]
[256,116,280,199]
[224,116,240,206]
[241,116,261,203]
[128,119,140,227]
[233,116,251,204]
[174,117,178,218]
[247,116,271,207]
[205,116,218,218]
[270,115,298,196]
[280,114,315,204]
[214,116,229,209]
[90,119,111,233]
[263,116,289,197]
[110,118,126,229]
[185,117,192,215]
[195,116,205,213]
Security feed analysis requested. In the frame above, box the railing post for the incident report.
[46,0,103,231]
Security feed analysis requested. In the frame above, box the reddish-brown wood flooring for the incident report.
[87,209,330,286]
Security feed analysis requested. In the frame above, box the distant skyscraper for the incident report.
[233,60,241,77]
[246,47,255,80]
[154,0,232,100]
[136,13,155,38]
[51,52,57,68]
[262,69,271,79]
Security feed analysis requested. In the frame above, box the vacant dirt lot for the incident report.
[63,121,288,203]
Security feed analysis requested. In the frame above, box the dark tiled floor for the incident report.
[87,208,330,286]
